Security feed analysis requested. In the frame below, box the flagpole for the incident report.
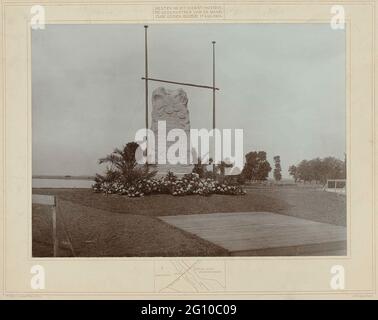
[212,41,216,174]
[144,25,149,164]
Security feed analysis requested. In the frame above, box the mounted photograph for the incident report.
[31,23,347,257]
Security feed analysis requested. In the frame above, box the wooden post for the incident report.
[144,25,149,163]
[212,41,216,174]
[52,203,58,257]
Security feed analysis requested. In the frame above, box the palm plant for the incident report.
[95,142,156,186]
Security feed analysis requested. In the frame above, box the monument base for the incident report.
[153,164,194,177]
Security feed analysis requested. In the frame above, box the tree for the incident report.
[288,165,299,182]
[320,157,345,183]
[273,155,282,181]
[241,151,272,181]
[290,156,346,184]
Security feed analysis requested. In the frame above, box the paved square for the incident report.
[159,212,347,256]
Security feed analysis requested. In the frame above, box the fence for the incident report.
[324,179,346,194]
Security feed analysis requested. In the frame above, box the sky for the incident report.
[32,24,346,178]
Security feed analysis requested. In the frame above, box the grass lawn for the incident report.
[32,188,290,216]
[32,185,346,257]
[243,186,346,226]
[33,201,228,257]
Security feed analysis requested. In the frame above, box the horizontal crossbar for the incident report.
[141,77,219,90]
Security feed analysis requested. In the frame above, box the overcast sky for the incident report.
[32,24,345,178]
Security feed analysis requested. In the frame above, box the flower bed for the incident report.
[92,172,245,197]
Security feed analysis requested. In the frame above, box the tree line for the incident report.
[238,152,345,185]
[288,156,346,184]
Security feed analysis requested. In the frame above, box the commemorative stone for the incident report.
[151,87,193,174]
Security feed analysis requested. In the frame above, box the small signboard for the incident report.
[32,194,56,206]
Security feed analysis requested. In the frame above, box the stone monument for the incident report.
[151,87,193,175]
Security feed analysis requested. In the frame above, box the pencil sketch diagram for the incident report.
[154,260,226,293]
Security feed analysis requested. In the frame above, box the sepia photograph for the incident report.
[1,0,378,303]
[31,23,347,258]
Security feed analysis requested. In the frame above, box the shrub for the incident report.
[192,157,211,178]
[93,144,245,197]
[93,142,157,196]
[93,172,245,198]
[192,158,237,184]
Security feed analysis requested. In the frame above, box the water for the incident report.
[32,178,94,189]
